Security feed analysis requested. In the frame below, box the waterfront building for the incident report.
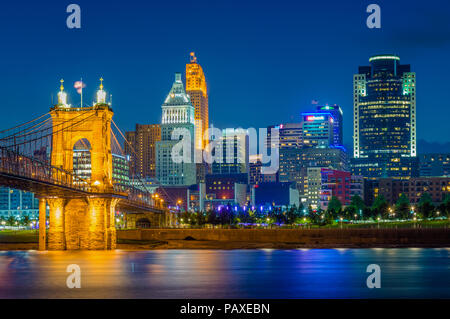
[125,124,161,179]
[365,177,450,205]
[419,154,450,177]
[350,175,365,199]
[305,167,323,209]
[0,188,39,219]
[205,173,248,201]
[156,73,197,186]
[279,146,349,185]
[251,182,299,208]
[319,169,352,210]
[352,55,418,178]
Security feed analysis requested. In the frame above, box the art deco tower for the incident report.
[186,52,209,150]
[155,73,196,186]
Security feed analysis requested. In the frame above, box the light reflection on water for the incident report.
[0,248,449,299]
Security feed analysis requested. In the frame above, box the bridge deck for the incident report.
[0,171,164,214]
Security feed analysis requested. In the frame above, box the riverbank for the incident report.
[117,228,450,249]
[1,227,449,250]
[2,240,450,251]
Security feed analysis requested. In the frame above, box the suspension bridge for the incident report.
[0,79,168,250]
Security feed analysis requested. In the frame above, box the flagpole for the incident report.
[80,77,83,107]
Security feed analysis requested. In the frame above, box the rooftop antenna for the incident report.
[190,52,197,63]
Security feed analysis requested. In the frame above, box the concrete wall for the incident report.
[117,228,450,246]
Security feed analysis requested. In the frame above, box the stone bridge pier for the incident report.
[40,196,118,250]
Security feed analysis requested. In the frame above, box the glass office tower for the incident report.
[352,55,418,179]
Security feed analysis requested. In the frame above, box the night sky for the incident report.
[1,0,450,149]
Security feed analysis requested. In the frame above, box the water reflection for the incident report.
[0,249,448,299]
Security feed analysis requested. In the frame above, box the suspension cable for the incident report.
[0,112,50,134]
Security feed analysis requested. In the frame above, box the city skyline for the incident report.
[0,0,450,149]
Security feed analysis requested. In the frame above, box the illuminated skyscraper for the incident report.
[156,73,196,186]
[301,112,334,148]
[315,105,344,146]
[352,55,418,178]
[186,52,209,150]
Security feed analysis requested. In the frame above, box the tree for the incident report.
[22,215,30,227]
[395,193,411,219]
[351,195,365,212]
[371,195,388,219]
[327,196,342,218]
[440,194,450,217]
[347,195,365,219]
[418,193,434,219]
[6,216,15,226]
[285,206,298,225]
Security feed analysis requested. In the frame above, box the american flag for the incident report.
[74,80,86,94]
[311,99,319,105]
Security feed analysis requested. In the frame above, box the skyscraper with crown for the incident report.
[156,73,197,186]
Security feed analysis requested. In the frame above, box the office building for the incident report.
[205,173,248,200]
[352,55,417,178]
[249,154,277,183]
[301,112,334,148]
[350,175,365,199]
[251,182,299,208]
[186,52,209,151]
[211,128,249,176]
[156,73,196,186]
[0,188,39,219]
[319,169,352,210]
[306,167,323,209]
[419,154,450,177]
[125,124,161,178]
[315,104,344,146]
[73,148,131,188]
[365,177,450,205]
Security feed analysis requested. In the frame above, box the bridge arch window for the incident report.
[73,138,92,185]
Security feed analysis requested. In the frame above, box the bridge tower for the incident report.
[43,79,118,250]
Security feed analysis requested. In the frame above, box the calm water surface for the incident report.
[0,248,449,299]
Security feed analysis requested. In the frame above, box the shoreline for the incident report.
[1,240,449,251]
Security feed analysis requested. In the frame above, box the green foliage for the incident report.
[6,216,15,226]
[327,196,342,217]
[395,193,411,219]
[371,195,388,218]
[418,193,434,219]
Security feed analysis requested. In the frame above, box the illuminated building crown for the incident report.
[163,73,191,106]
[57,79,70,108]
[95,77,107,105]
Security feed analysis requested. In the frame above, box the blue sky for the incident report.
[1,0,450,148]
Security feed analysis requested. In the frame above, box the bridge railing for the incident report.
[113,183,159,208]
[0,147,92,192]
[0,147,162,209]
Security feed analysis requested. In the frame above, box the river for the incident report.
[0,248,449,298]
